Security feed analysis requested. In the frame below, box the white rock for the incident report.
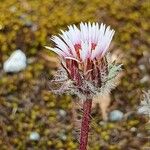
[3,50,27,73]
[140,75,150,83]
[137,133,144,138]
[59,134,67,141]
[138,64,146,71]
[58,132,67,141]
[137,106,150,115]
[109,110,124,121]
[99,121,107,126]
[130,127,137,132]
[29,132,40,141]
[58,109,67,117]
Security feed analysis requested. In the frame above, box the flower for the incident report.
[45,23,121,149]
[45,22,115,62]
[45,22,115,87]
[45,22,121,100]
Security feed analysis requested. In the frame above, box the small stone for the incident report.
[99,121,107,126]
[3,50,27,73]
[31,24,38,32]
[58,131,67,141]
[58,109,67,117]
[137,133,144,138]
[138,64,146,71]
[25,20,33,27]
[109,110,124,121]
[29,132,40,141]
[130,127,137,132]
[137,106,149,115]
[60,134,67,141]
[140,75,150,83]
[9,6,17,13]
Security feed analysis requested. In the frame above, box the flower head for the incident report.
[46,22,121,99]
[45,22,115,62]
[46,22,115,84]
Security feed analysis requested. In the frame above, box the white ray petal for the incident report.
[80,41,89,62]
[91,22,96,43]
[84,23,88,41]
[100,28,112,51]
[68,25,80,45]
[67,25,76,44]
[95,30,115,59]
[88,22,92,42]
[91,26,115,59]
[73,25,81,44]
[101,30,115,57]
[98,23,106,42]
[60,30,77,57]
[51,36,71,56]
[95,22,99,43]
[80,22,85,42]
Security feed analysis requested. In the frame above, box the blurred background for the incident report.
[0,0,150,149]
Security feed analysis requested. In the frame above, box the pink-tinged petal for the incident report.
[84,23,89,41]
[80,41,89,62]
[91,22,96,43]
[51,36,71,56]
[100,28,113,52]
[94,22,99,43]
[101,30,115,57]
[80,22,88,42]
[73,25,81,44]
[66,26,75,44]
[92,26,115,59]
[88,22,92,42]
[95,30,115,59]
[80,22,85,41]
[88,41,92,58]
[44,46,66,57]
[97,23,106,42]
[90,44,102,60]
[67,25,80,45]
[59,30,77,58]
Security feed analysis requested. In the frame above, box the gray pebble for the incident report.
[109,110,124,121]
[58,109,67,117]
[29,132,40,141]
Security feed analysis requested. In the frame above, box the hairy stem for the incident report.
[79,99,92,150]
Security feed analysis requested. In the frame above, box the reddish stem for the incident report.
[79,99,92,150]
